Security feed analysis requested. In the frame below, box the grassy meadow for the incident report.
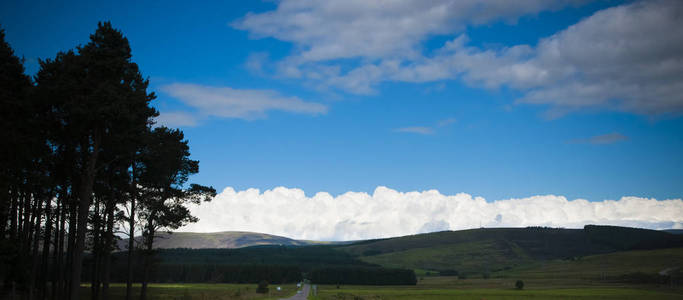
[79,283,299,300]
[308,276,683,300]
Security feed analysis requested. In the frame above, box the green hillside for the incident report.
[497,247,683,280]
[117,231,330,250]
[338,226,683,275]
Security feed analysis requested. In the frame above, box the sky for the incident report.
[2,0,683,240]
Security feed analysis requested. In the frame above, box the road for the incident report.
[279,283,310,300]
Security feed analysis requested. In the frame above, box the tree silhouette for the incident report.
[136,127,216,300]
[0,22,213,300]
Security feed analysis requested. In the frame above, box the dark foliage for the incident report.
[256,280,269,294]
[515,280,524,290]
[584,225,683,251]
[141,245,372,270]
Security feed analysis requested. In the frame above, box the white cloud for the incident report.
[158,83,327,125]
[235,0,683,115]
[179,186,683,241]
[234,0,582,63]
[155,111,199,127]
[448,0,683,115]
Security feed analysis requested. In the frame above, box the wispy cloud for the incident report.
[179,186,683,241]
[155,111,199,128]
[235,1,683,116]
[570,132,629,145]
[437,117,457,127]
[395,118,456,135]
[156,83,327,127]
[395,126,434,135]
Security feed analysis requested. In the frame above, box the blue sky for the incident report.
[2,0,682,207]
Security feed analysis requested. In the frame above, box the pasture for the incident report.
[79,283,298,300]
[308,276,683,300]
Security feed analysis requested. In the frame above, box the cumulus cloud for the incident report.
[158,83,327,125]
[178,186,683,241]
[235,0,683,115]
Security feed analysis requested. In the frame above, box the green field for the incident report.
[308,276,683,300]
[308,285,683,300]
[79,283,299,300]
[308,247,683,299]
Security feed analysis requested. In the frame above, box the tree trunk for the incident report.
[70,134,100,300]
[101,202,114,300]
[90,200,101,300]
[51,192,63,300]
[40,197,53,300]
[29,193,44,300]
[9,186,18,240]
[125,163,136,300]
[64,198,77,299]
[139,229,153,300]
[0,182,9,239]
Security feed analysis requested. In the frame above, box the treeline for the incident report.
[344,226,683,262]
[0,23,215,300]
[309,267,417,285]
[139,246,373,269]
[84,262,302,284]
[584,225,683,251]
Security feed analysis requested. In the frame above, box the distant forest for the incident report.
[82,246,416,285]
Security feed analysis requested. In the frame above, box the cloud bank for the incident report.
[235,0,683,115]
[178,186,683,241]
[156,83,327,127]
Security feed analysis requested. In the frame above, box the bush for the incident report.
[256,280,269,294]
[515,280,524,290]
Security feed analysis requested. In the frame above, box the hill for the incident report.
[117,231,330,250]
[337,225,683,275]
[496,247,683,280]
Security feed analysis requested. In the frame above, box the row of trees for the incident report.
[0,22,215,300]
[84,262,303,284]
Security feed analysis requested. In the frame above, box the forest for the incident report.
[0,23,216,300]
[82,246,416,285]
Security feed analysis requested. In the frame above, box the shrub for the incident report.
[256,280,269,293]
[515,280,524,290]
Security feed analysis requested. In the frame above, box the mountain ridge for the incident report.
[117,231,335,250]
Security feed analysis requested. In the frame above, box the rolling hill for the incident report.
[117,231,330,250]
[99,225,683,285]
[336,225,683,275]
